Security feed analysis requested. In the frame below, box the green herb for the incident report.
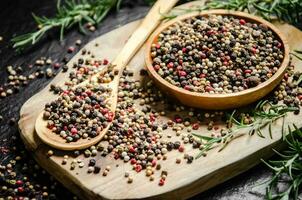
[262,125,302,200]
[193,100,299,159]
[163,0,302,29]
[11,0,122,51]
[11,0,195,51]
[291,49,302,62]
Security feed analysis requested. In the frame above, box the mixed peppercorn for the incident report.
[151,15,284,93]
[43,54,301,188]
[1,19,302,199]
[44,84,114,142]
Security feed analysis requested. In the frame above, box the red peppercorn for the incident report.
[251,47,257,54]
[84,67,89,74]
[101,108,109,114]
[199,73,206,78]
[192,123,199,130]
[156,44,161,49]
[205,86,214,92]
[239,19,246,25]
[67,46,75,53]
[184,85,190,90]
[284,73,288,80]
[174,116,182,123]
[130,158,137,165]
[178,71,187,77]
[105,112,114,122]
[53,62,61,69]
[167,62,174,68]
[63,90,70,95]
[182,47,187,53]
[86,90,92,96]
[16,180,23,186]
[207,30,215,35]
[244,69,252,74]
[71,127,78,135]
[178,145,185,152]
[129,146,135,153]
[159,178,165,186]
[152,159,157,167]
[17,187,24,193]
[114,153,120,159]
[298,95,302,100]
[149,114,156,122]
[47,124,55,129]
[154,65,160,71]
[127,129,134,135]
[135,164,142,172]
[103,59,109,65]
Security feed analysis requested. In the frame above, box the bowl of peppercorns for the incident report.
[145,10,290,110]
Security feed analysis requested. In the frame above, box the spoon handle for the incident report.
[112,0,178,71]
[83,0,178,86]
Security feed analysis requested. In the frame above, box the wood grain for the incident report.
[18,1,302,200]
[145,10,290,110]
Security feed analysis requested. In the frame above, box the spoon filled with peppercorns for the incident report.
[35,0,179,150]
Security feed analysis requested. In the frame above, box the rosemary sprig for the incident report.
[163,0,302,30]
[290,50,302,62]
[11,0,122,51]
[262,125,302,200]
[193,100,299,159]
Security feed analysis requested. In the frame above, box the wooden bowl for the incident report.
[145,10,290,110]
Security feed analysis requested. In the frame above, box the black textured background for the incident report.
[0,0,273,199]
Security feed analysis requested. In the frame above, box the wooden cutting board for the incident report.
[18,1,302,199]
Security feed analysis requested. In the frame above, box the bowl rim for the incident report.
[145,9,290,99]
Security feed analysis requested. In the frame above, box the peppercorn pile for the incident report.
[151,15,284,93]
[43,84,114,142]
[42,44,117,142]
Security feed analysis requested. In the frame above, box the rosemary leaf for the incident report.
[11,0,121,51]
[193,101,298,158]
[262,125,302,199]
[163,0,302,30]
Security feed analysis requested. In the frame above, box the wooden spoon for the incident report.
[35,0,179,150]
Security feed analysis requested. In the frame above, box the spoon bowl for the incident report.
[145,10,290,110]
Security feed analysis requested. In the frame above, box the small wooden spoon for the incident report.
[35,0,179,150]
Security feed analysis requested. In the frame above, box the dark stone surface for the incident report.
[0,0,272,199]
